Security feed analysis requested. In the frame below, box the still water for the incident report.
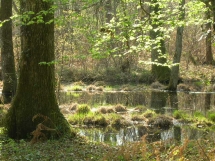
[77,125,213,145]
[59,90,215,145]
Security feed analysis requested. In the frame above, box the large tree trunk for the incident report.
[150,0,170,83]
[0,0,17,103]
[6,0,71,139]
[168,0,185,91]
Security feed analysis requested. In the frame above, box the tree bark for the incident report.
[149,0,170,83]
[6,0,71,139]
[204,0,213,64]
[0,0,17,103]
[211,0,215,31]
[168,0,185,91]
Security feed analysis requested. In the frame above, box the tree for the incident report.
[6,0,71,139]
[204,0,213,64]
[168,0,185,90]
[149,0,170,83]
[0,0,17,103]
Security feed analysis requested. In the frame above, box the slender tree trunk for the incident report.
[150,0,170,83]
[0,0,17,103]
[168,0,185,91]
[6,0,71,139]
[211,0,215,31]
[204,1,213,64]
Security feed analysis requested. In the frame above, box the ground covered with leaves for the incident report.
[0,131,113,161]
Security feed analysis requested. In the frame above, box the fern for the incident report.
[31,114,60,144]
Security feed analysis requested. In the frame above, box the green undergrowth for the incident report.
[173,110,215,129]
[0,133,113,161]
[0,107,7,127]
[103,135,215,160]
[1,128,215,161]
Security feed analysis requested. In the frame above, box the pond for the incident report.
[59,90,215,145]
[77,125,213,145]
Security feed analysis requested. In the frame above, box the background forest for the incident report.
[2,0,215,89]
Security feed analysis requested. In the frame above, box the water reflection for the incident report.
[78,125,212,145]
[59,90,215,114]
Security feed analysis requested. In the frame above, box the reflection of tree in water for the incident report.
[169,92,178,109]
[174,126,181,142]
[60,91,213,115]
[146,130,161,142]
[150,91,167,114]
[204,93,211,112]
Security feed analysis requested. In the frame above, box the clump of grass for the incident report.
[96,86,104,91]
[121,84,133,91]
[131,114,145,121]
[94,115,108,126]
[86,85,97,91]
[84,113,108,126]
[105,113,127,128]
[148,115,173,129]
[69,103,78,111]
[68,112,109,127]
[207,111,215,122]
[71,85,83,91]
[104,86,115,91]
[194,111,204,118]
[98,106,115,114]
[93,81,106,86]
[114,104,127,112]
[143,109,156,118]
[76,104,91,115]
[73,81,85,86]
[173,110,189,120]
[67,113,83,125]
[134,105,147,112]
